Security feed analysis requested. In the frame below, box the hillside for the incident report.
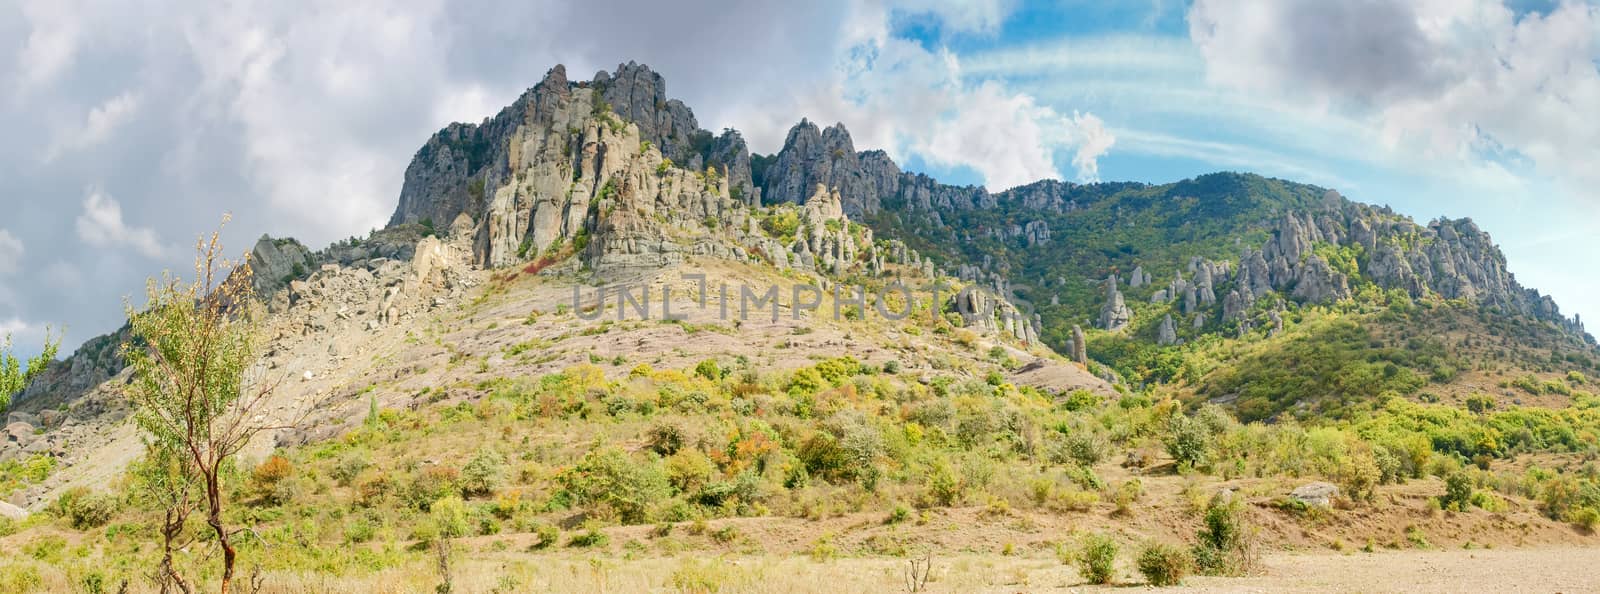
[2,62,1599,593]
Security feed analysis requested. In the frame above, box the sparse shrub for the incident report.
[253,454,293,486]
[1191,497,1256,576]
[405,465,461,510]
[460,448,507,498]
[1137,542,1191,586]
[56,487,117,530]
[1056,431,1105,466]
[0,563,42,592]
[886,504,911,525]
[331,452,371,487]
[356,472,391,507]
[1113,479,1144,516]
[532,523,560,549]
[568,526,609,548]
[647,422,686,456]
[1073,533,1119,584]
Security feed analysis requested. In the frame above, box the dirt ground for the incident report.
[1169,547,1600,593]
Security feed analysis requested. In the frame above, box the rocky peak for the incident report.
[249,235,314,298]
[594,61,698,162]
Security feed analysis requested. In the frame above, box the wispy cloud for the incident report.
[75,187,170,259]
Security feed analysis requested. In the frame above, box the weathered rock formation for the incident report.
[1098,276,1132,332]
[1157,314,1178,346]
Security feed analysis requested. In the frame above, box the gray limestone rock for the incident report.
[1098,276,1132,332]
[1157,314,1178,346]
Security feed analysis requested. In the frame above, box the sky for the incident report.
[2,0,1599,360]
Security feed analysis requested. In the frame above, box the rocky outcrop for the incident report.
[1071,325,1087,364]
[595,62,696,164]
[1157,314,1178,346]
[249,235,314,297]
[761,121,891,218]
[1098,276,1132,332]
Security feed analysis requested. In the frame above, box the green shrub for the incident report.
[557,447,670,524]
[885,504,911,525]
[345,516,377,543]
[460,448,507,498]
[1439,472,1473,511]
[568,526,609,548]
[1192,498,1255,576]
[1062,389,1099,412]
[694,359,722,381]
[1164,415,1211,469]
[1073,533,1119,584]
[664,449,716,494]
[1465,395,1495,414]
[0,563,42,593]
[1137,542,1191,586]
[331,452,371,487]
[430,496,470,539]
[403,465,460,510]
[532,523,560,549]
[55,488,117,530]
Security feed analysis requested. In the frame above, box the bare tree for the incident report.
[122,219,286,594]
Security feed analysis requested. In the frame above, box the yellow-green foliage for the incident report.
[14,344,1600,587]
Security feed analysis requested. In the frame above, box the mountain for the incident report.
[6,60,1600,592]
[749,120,1596,420]
[3,62,1100,508]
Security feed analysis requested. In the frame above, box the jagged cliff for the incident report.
[11,61,1592,445]
[750,117,1587,345]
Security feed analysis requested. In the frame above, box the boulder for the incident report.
[1290,482,1339,508]
[0,500,27,521]
[4,422,37,445]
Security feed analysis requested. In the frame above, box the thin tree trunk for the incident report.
[207,476,235,594]
[161,507,193,594]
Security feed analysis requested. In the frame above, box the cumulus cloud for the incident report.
[0,229,22,275]
[1065,112,1115,182]
[1187,0,1600,195]
[75,188,169,259]
[761,1,1115,189]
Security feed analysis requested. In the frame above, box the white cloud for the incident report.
[75,188,169,259]
[1065,112,1114,182]
[13,0,81,94]
[754,0,1114,189]
[0,229,22,275]
[45,91,138,161]
[1187,0,1600,199]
